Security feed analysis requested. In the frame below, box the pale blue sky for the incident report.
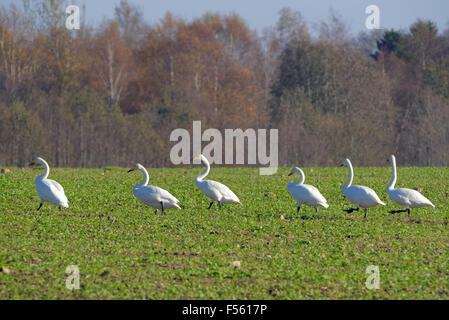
[1,0,449,35]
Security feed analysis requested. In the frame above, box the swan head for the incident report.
[288,167,301,176]
[29,157,46,167]
[193,154,207,164]
[340,158,352,168]
[387,154,396,163]
[128,163,145,173]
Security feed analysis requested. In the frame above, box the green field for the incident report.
[0,166,448,299]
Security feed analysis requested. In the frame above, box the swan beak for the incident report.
[127,168,134,173]
[339,164,344,167]
[29,161,36,166]
[288,172,293,176]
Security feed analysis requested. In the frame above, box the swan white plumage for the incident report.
[128,163,181,214]
[387,154,434,216]
[287,167,329,213]
[29,157,69,211]
[341,158,385,219]
[194,154,241,209]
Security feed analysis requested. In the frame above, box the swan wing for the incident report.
[390,188,434,208]
[157,187,180,203]
[197,180,240,203]
[288,183,328,207]
[196,180,222,201]
[36,179,69,207]
[133,186,181,209]
[133,185,178,204]
[344,185,385,207]
[47,179,65,194]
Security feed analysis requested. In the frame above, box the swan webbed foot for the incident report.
[344,208,359,214]
[59,206,62,211]
[154,209,158,215]
[207,201,214,210]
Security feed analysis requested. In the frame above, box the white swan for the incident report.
[128,164,181,214]
[29,157,69,211]
[287,167,328,213]
[341,158,385,219]
[387,154,434,216]
[194,154,241,209]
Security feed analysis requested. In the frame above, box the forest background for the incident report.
[1,0,449,168]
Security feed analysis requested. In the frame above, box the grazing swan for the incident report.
[128,164,181,214]
[29,157,69,211]
[194,154,241,209]
[341,158,385,219]
[387,154,434,216]
[287,167,328,213]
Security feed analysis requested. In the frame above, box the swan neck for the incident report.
[195,158,210,182]
[387,158,397,191]
[343,163,353,190]
[297,169,305,184]
[39,160,50,179]
[138,167,149,187]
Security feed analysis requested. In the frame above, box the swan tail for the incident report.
[173,203,181,210]
[378,200,386,206]
[59,197,69,208]
[320,202,329,208]
[57,201,69,208]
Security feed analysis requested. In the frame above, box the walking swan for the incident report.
[128,163,181,214]
[194,154,241,209]
[29,157,69,211]
[386,154,434,216]
[341,158,385,219]
[287,167,328,213]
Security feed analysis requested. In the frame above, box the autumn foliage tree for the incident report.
[0,1,448,168]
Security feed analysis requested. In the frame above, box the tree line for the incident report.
[1,1,448,168]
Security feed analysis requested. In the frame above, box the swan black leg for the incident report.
[59,206,62,211]
[344,207,359,214]
[315,207,318,213]
[364,208,368,220]
[160,201,165,214]
[37,203,43,211]
[407,208,410,217]
[297,205,301,213]
[154,209,158,214]
[218,201,222,210]
[207,201,214,210]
